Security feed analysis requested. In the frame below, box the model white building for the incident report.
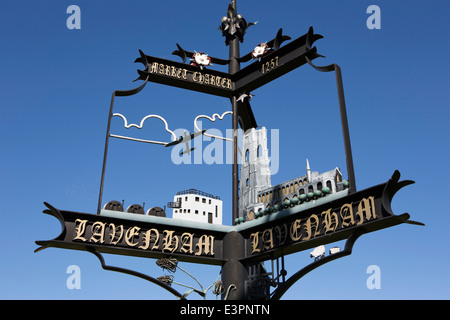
[169,189,223,225]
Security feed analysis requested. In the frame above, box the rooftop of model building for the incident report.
[175,188,221,200]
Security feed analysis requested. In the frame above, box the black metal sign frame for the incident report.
[36,171,422,270]
[134,27,322,99]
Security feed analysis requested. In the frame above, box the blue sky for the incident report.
[1,0,449,300]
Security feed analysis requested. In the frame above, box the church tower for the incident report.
[239,127,271,219]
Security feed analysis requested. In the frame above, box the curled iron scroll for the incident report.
[305,56,336,73]
[270,229,365,300]
[86,247,185,300]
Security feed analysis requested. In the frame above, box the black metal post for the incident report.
[305,56,356,194]
[221,0,249,300]
[231,95,239,225]
[228,0,240,225]
[335,65,356,194]
[222,231,248,300]
[96,78,149,214]
[97,92,115,214]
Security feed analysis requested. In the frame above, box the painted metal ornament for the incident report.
[190,52,212,70]
[251,42,269,61]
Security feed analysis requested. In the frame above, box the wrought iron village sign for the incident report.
[37,171,421,265]
[36,1,423,300]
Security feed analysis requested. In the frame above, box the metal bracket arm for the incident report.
[86,246,185,300]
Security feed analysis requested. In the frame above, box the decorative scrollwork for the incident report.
[156,257,179,273]
[212,280,225,296]
[219,3,257,45]
[157,275,174,286]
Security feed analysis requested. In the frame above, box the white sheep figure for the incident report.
[310,245,326,261]
[329,247,341,255]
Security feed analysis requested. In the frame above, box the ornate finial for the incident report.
[218,2,257,45]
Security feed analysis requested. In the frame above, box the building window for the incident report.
[195,210,198,214]
[317,182,323,191]
[246,179,249,187]
[326,180,332,190]
[245,149,249,162]
[195,197,199,202]
[209,199,211,204]
[202,198,206,203]
[257,145,262,157]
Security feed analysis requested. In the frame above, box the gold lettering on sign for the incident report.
[321,209,339,234]
[69,219,216,257]
[262,229,274,250]
[162,230,179,253]
[180,232,194,254]
[150,62,188,81]
[90,221,106,243]
[139,228,160,250]
[251,194,380,255]
[192,71,231,89]
[125,226,140,247]
[303,214,320,241]
[340,202,355,228]
[289,219,302,241]
[151,62,158,73]
[147,61,232,90]
[274,224,287,246]
[73,219,88,241]
[195,235,215,256]
[109,223,123,245]
[261,56,279,74]
[355,196,377,225]
[250,232,260,254]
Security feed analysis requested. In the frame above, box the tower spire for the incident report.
[306,158,311,182]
